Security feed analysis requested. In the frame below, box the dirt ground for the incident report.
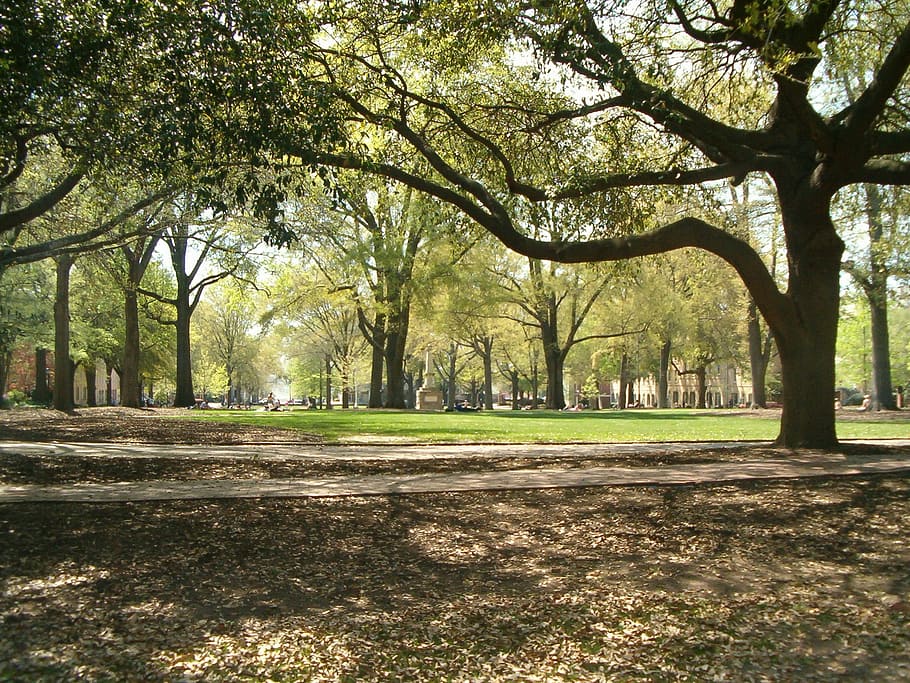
[1,407,909,681]
[0,406,317,445]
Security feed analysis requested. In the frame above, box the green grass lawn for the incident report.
[170,407,910,443]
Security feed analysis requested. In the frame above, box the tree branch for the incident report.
[0,187,176,269]
[0,168,85,237]
[842,19,910,142]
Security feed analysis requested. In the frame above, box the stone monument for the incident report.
[416,349,443,411]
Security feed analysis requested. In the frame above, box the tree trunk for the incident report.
[384,303,412,409]
[658,339,671,408]
[358,308,386,408]
[747,300,769,408]
[695,366,707,409]
[368,314,386,408]
[173,294,195,407]
[482,344,494,410]
[33,348,51,403]
[868,294,894,410]
[104,361,113,405]
[510,370,520,410]
[618,352,630,410]
[53,254,74,412]
[84,363,97,407]
[862,185,895,410]
[121,286,141,407]
[447,343,458,410]
[0,349,10,407]
[543,346,565,409]
[325,355,333,409]
[771,201,842,448]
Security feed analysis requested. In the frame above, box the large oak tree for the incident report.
[264,0,909,447]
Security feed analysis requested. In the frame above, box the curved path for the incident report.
[1,440,909,503]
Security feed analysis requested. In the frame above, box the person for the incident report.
[266,392,275,411]
[861,394,872,411]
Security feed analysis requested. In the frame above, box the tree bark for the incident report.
[772,201,843,448]
[84,363,97,407]
[0,349,10,407]
[53,254,74,412]
[863,185,896,410]
[383,305,409,408]
[618,352,630,409]
[695,366,707,409]
[33,348,51,403]
[658,339,671,408]
[368,312,386,408]
[747,300,769,408]
[868,293,894,410]
[481,338,494,410]
[173,294,194,407]
[325,355,333,409]
[121,286,141,407]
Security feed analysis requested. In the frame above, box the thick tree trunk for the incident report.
[543,347,565,409]
[772,202,843,448]
[358,308,386,408]
[53,255,74,412]
[383,307,410,409]
[384,330,406,408]
[658,339,671,408]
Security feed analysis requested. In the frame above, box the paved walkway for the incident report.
[1,440,909,503]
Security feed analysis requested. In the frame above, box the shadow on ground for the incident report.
[2,475,909,681]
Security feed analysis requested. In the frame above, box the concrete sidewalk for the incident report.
[1,440,909,503]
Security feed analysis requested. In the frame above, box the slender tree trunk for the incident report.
[447,343,458,410]
[121,286,141,407]
[658,339,671,408]
[173,295,194,407]
[368,313,386,408]
[325,355,333,410]
[341,364,351,408]
[862,185,896,410]
[0,349,10,407]
[618,353,630,409]
[695,366,707,409]
[104,361,113,405]
[33,348,51,403]
[84,364,97,407]
[868,295,894,410]
[482,341,494,410]
[508,368,520,410]
[53,254,74,412]
[747,300,769,408]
